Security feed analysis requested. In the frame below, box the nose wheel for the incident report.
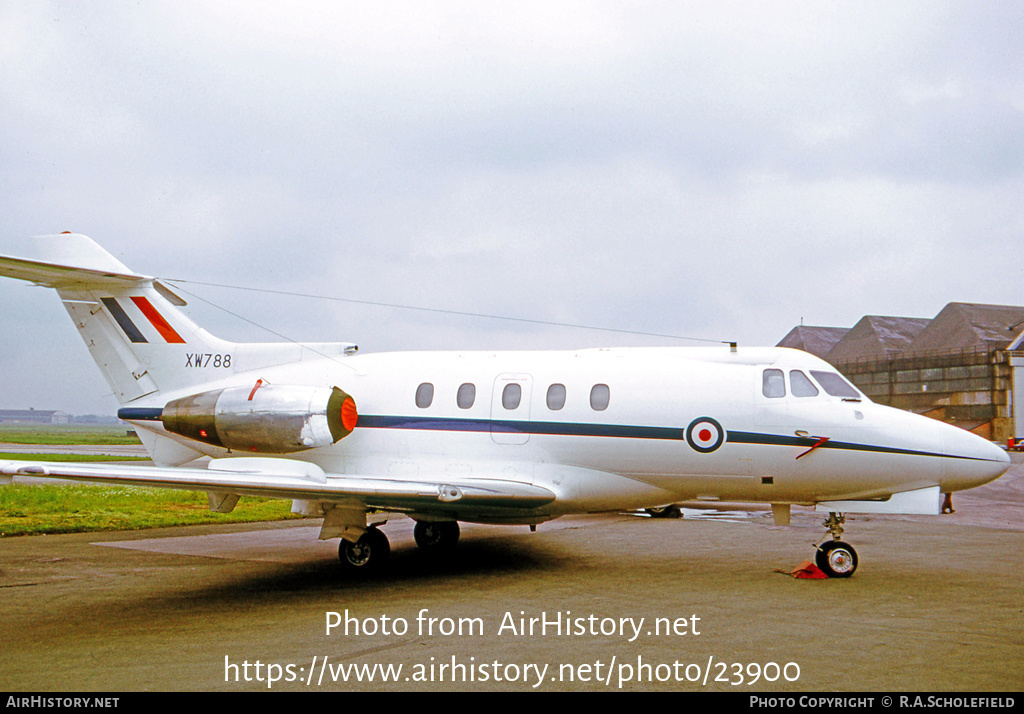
[816,540,858,577]
[815,512,858,578]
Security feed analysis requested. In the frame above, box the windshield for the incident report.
[809,370,861,399]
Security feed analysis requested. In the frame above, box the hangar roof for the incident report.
[779,302,1024,362]
[776,325,849,358]
[826,315,932,363]
[910,303,1024,355]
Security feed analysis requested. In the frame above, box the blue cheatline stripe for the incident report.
[357,415,996,462]
[724,430,968,460]
[356,415,684,440]
[101,297,148,343]
[115,410,999,464]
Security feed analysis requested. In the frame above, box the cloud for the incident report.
[1,1,1021,415]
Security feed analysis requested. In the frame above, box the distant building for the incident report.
[0,409,71,425]
[825,315,931,363]
[1010,330,1024,447]
[779,302,1024,443]
[908,302,1024,355]
[776,325,849,359]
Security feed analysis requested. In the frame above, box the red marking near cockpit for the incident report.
[796,436,831,460]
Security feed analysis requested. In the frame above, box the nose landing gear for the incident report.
[815,512,858,578]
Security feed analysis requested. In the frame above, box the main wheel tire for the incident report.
[815,540,858,578]
[413,520,460,551]
[339,527,390,570]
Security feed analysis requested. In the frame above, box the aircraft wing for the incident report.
[0,458,557,512]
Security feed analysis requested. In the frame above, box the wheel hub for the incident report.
[345,541,372,566]
[827,547,855,574]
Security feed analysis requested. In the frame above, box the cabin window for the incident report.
[502,383,522,410]
[762,369,785,398]
[590,383,610,411]
[546,383,566,410]
[810,371,861,399]
[457,383,476,409]
[415,382,434,408]
[789,370,819,397]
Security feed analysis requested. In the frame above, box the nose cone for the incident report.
[940,423,1011,492]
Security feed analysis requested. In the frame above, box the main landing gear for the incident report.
[338,526,391,571]
[337,521,462,571]
[815,512,858,578]
[413,520,461,553]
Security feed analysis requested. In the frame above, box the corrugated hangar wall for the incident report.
[830,350,1014,442]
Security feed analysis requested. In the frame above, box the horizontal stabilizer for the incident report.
[0,234,188,303]
[0,234,145,287]
[0,253,145,288]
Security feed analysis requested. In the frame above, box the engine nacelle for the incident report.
[161,383,357,454]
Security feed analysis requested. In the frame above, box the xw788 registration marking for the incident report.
[186,353,232,369]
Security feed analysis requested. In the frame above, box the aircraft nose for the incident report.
[941,424,1011,492]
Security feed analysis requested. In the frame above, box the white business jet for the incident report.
[0,235,1010,577]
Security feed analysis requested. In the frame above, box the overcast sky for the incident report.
[1,1,1022,416]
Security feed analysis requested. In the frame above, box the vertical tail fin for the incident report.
[2,234,358,402]
[2,234,359,465]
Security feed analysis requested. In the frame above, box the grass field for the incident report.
[0,424,142,445]
[0,482,303,537]
[0,425,302,535]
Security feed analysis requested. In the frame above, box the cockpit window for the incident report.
[762,369,785,398]
[809,371,861,399]
[790,370,819,397]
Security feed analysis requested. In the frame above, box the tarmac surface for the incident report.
[1,456,1021,693]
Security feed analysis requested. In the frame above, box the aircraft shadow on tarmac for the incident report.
[108,536,568,616]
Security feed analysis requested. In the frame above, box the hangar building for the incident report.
[779,302,1024,444]
[0,409,71,425]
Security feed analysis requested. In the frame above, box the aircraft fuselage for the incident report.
[121,344,1010,521]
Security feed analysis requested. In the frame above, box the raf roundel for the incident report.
[686,417,725,453]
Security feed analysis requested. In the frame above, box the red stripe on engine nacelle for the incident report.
[130,296,186,344]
